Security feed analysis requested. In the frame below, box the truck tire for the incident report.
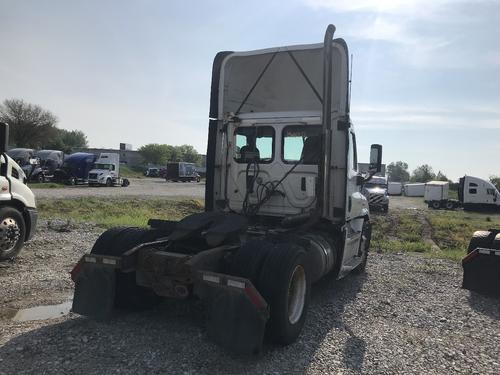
[445,201,455,210]
[91,227,164,309]
[258,242,309,345]
[121,178,130,187]
[68,177,76,186]
[36,173,44,183]
[231,239,273,286]
[431,201,441,210]
[353,220,371,274]
[105,178,112,187]
[0,207,26,261]
[467,230,494,254]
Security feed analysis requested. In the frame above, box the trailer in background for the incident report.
[165,162,200,182]
[404,183,425,197]
[388,182,402,196]
[34,150,64,182]
[424,181,459,209]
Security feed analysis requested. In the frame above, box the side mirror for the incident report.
[369,144,382,173]
[0,123,9,154]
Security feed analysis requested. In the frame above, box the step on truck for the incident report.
[0,123,38,260]
[88,153,130,187]
[70,25,382,354]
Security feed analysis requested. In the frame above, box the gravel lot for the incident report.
[33,178,205,199]
[1,222,499,374]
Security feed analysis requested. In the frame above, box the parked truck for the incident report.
[34,150,64,182]
[70,25,382,354]
[165,162,200,182]
[362,176,389,212]
[53,152,97,185]
[88,153,130,187]
[426,176,499,211]
[0,124,38,260]
[6,148,44,182]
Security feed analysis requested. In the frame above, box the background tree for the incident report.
[435,171,448,181]
[46,129,88,153]
[410,164,436,182]
[176,144,201,164]
[0,98,58,148]
[490,175,500,190]
[138,144,172,165]
[387,161,410,182]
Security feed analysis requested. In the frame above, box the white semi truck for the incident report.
[88,153,130,187]
[0,123,38,261]
[70,25,383,354]
[426,176,500,211]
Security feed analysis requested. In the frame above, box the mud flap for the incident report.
[462,248,500,297]
[196,273,269,355]
[72,263,117,320]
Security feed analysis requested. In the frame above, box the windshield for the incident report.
[94,163,114,170]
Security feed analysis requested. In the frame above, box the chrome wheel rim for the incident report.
[0,217,21,252]
[288,265,306,324]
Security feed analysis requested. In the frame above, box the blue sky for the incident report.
[1,0,499,180]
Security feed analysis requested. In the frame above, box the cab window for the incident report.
[282,125,321,164]
[234,126,274,164]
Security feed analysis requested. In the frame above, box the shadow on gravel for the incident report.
[0,274,368,374]
[467,291,500,321]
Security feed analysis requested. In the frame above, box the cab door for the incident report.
[342,130,367,268]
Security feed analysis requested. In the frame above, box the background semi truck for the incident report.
[362,176,389,212]
[6,148,44,182]
[165,162,200,182]
[34,149,64,182]
[88,153,130,187]
[70,25,383,354]
[426,176,499,211]
[54,152,97,185]
[0,123,38,260]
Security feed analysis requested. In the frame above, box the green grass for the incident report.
[120,165,146,179]
[371,207,500,261]
[29,182,67,189]
[38,197,204,228]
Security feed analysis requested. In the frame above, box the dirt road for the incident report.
[33,178,205,199]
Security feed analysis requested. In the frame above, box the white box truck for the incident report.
[88,153,130,187]
[388,182,402,196]
[404,183,425,197]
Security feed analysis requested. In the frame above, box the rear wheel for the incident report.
[231,239,273,286]
[37,174,44,183]
[431,201,441,209]
[445,201,455,210]
[258,242,309,345]
[91,227,167,309]
[467,230,494,254]
[0,207,26,261]
[68,177,76,186]
[121,178,130,187]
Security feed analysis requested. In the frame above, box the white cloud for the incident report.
[352,103,500,130]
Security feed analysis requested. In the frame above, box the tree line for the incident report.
[387,161,500,189]
[0,98,202,165]
[138,143,201,165]
[0,98,88,153]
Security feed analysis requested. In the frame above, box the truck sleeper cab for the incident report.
[71,25,381,354]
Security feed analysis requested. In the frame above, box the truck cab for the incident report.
[88,153,130,187]
[460,176,500,211]
[71,25,382,354]
[0,124,38,260]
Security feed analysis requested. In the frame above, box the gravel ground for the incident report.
[1,223,499,374]
[33,178,205,199]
